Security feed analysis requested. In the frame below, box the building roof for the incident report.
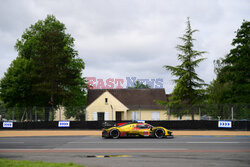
[87,89,167,110]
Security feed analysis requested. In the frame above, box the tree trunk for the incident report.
[192,111,195,120]
[50,94,54,108]
[49,94,54,121]
[44,107,50,121]
[25,108,28,121]
[29,107,33,121]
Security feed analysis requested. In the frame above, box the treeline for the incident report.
[161,18,250,120]
[206,20,250,119]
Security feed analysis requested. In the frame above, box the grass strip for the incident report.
[0,159,84,167]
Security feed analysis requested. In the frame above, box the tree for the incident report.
[0,57,36,120]
[63,71,87,120]
[206,59,230,104]
[128,81,151,89]
[217,20,250,104]
[13,15,86,120]
[0,100,8,121]
[206,20,250,119]
[163,18,206,120]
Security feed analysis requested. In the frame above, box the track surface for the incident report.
[0,136,250,167]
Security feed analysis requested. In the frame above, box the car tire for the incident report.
[154,128,165,138]
[110,129,120,139]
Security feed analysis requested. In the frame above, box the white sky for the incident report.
[0,0,249,93]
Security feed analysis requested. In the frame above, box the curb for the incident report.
[0,130,250,137]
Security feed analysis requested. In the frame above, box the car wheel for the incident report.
[110,129,120,139]
[154,128,165,138]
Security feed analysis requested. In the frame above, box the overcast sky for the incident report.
[0,0,249,93]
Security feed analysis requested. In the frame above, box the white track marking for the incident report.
[53,148,189,150]
[68,141,250,144]
[0,148,188,151]
[187,142,250,144]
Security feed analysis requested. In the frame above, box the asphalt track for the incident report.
[0,136,250,167]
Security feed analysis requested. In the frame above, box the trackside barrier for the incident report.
[58,121,70,128]
[0,120,249,130]
[218,121,232,128]
[3,122,13,128]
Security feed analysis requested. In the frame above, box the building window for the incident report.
[97,112,105,121]
[92,112,97,121]
[131,112,139,120]
[105,98,108,104]
[152,112,160,120]
[104,112,109,121]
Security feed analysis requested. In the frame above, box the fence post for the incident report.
[231,106,234,121]
[12,109,14,121]
[199,107,201,120]
[49,107,51,121]
[168,108,170,120]
[59,107,61,121]
[35,109,37,121]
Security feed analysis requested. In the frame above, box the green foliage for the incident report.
[163,18,206,119]
[218,20,250,104]
[0,100,8,120]
[0,159,84,167]
[0,15,86,120]
[0,58,39,121]
[0,57,34,107]
[206,20,250,120]
[128,81,151,89]
[15,15,85,105]
[63,106,85,120]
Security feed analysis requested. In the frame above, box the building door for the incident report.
[97,112,105,121]
[116,112,122,121]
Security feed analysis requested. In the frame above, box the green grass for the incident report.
[0,159,84,167]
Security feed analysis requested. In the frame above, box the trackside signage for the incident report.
[3,122,13,128]
[218,121,232,128]
[136,120,145,123]
[58,121,70,128]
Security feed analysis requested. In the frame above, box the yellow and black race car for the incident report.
[102,122,173,139]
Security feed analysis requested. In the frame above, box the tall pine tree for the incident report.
[164,18,206,120]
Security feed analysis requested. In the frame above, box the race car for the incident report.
[102,122,173,139]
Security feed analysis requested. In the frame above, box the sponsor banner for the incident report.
[3,122,13,128]
[218,121,232,128]
[136,120,145,123]
[58,121,70,128]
